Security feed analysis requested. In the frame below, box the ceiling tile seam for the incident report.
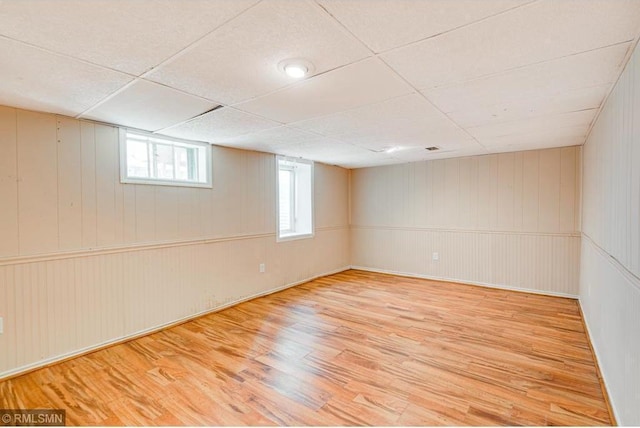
[74,1,264,120]
[473,122,591,141]
[133,0,378,107]
[580,34,640,146]
[464,107,600,132]
[155,105,285,140]
[136,0,264,81]
[73,79,140,119]
[0,34,140,81]
[225,54,386,108]
[75,77,223,121]
[444,82,612,118]
[416,39,635,94]
[374,0,540,56]
[311,0,377,54]
[375,56,489,154]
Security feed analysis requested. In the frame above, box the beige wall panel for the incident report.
[512,152,525,231]
[0,106,19,257]
[477,154,498,230]
[521,150,540,231]
[316,164,349,229]
[458,156,479,230]
[56,116,83,250]
[581,42,640,426]
[134,185,156,243]
[154,186,179,242]
[350,227,579,296]
[559,147,578,232]
[443,159,460,228]
[17,110,58,254]
[95,124,120,247]
[538,148,561,232]
[497,153,516,230]
[80,122,97,248]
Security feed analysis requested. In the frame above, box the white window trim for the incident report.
[276,155,314,242]
[119,129,212,188]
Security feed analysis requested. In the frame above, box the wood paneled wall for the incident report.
[0,106,350,378]
[350,147,581,295]
[580,41,640,426]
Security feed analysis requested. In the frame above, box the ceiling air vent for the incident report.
[425,146,440,151]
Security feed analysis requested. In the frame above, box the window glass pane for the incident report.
[279,169,293,232]
[122,132,211,188]
[127,139,150,178]
[154,143,174,180]
[174,146,189,181]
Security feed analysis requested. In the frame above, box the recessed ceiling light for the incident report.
[385,146,401,153]
[278,59,315,79]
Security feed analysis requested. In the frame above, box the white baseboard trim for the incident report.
[578,298,620,425]
[0,265,351,381]
[350,265,578,299]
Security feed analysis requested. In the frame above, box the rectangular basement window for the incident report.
[120,130,212,188]
[276,156,314,241]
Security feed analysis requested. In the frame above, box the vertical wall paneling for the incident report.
[350,147,581,296]
[80,121,97,248]
[95,124,119,247]
[56,116,82,250]
[580,41,640,426]
[0,106,19,257]
[0,106,350,379]
[17,110,59,254]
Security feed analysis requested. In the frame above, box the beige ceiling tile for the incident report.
[389,145,489,162]
[467,110,597,140]
[478,125,588,150]
[147,0,370,105]
[383,0,640,89]
[291,94,442,137]
[448,84,610,128]
[0,0,258,75]
[316,0,529,53]
[81,80,217,131]
[158,107,280,143]
[0,37,133,116]
[423,43,631,114]
[235,58,414,123]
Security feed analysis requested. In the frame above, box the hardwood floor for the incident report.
[0,270,611,426]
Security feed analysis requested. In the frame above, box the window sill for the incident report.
[277,232,315,242]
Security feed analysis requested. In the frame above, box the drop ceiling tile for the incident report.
[0,37,133,116]
[383,0,640,89]
[389,145,489,163]
[81,80,217,131]
[235,58,414,123]
[423,43,631,114]
[0,0,259,75]
[158,107,280,143]
[147,0,370,105]
[448,84,610,128]
[291,94,441,137]
[290,93,471,149]
[479,125,588,151]
[467,109,597,140]
[317,0,530,53]
[216,125,333,149]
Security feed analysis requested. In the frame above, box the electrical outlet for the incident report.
[259,263,266,273]
[0,317,3,335]
[432,252,439,261]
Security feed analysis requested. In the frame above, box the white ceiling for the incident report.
[0,0,639,168]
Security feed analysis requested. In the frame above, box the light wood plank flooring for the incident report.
[0,270,611,425]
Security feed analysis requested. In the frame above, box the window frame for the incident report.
[119,129,212,188]
[276,156,314,242]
